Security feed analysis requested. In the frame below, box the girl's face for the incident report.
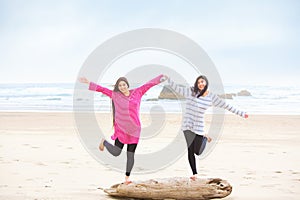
[118,81,129,94]
[197,78,207,90]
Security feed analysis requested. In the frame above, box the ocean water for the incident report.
[0,83,299,115]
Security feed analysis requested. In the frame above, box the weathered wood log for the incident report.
[104,177,232,200]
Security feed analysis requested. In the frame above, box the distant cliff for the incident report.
[158,86,251,100]
[158,86,185,99]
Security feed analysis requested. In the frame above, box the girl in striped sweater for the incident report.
[166,75,248,180]
[79,75,166,184]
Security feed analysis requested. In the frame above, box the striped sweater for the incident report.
[89,75,163,144]
[167,78,246,135]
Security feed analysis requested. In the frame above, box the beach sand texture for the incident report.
[0,112,300,199]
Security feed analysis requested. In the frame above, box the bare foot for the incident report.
[190,174,197,181]
[124,176,132,185]
[124,180,132,185]
[206,136,212,143]
[204,134,212,143]
[99,139,105,151]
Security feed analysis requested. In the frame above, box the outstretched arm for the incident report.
[211,93,248,118]
[165,77,191,98]
[137,74,166,96]
[79,77,112,98]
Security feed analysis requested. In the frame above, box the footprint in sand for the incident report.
[36,162,47,166]
[289,170,300,181]
[242,171,256,180]
[48,172,59,175]
[262,183,280,188]
[243,176,254,180]
[246,171,255,175]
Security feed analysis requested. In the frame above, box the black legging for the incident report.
[103,138,137,176]
[183,130,207,175]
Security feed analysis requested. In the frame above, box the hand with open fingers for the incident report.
[160,75,168,82]
[78,77,90,84]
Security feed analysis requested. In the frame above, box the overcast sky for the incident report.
[1,0,299,86]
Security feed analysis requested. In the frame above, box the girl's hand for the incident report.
[79,77,90,84]
[160,75,168,82]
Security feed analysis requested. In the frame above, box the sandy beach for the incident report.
[0,112,300,199]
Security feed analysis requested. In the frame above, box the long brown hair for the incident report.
[193,75,209,98]
[112,77,129,124]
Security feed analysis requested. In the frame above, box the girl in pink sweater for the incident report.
[79,75,166,184]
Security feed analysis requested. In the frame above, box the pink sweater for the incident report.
[89,75,163,144]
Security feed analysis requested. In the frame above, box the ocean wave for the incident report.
[44,98,62,101]
[0,83,300,114]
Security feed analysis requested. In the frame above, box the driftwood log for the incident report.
[104,177,232,200]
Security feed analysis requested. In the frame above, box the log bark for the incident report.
[104,177,232,200]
